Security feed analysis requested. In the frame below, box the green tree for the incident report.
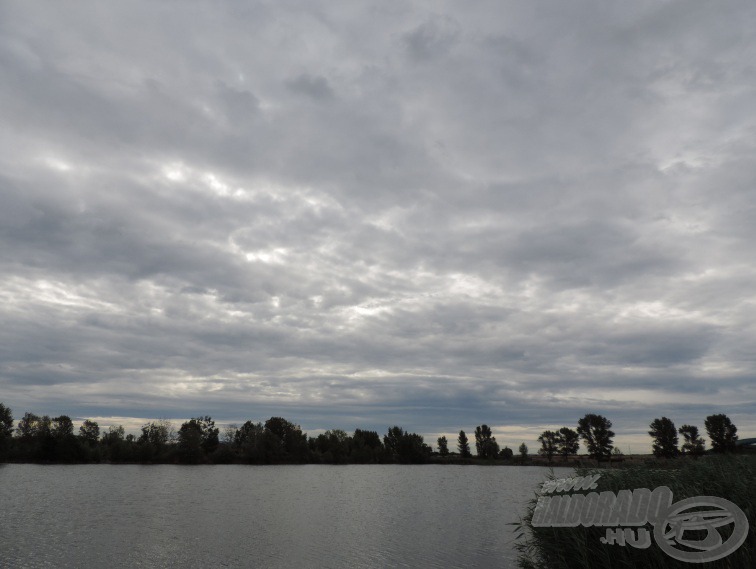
[457,430,471,458]
[314,429,351,463]
[177,420,204,463]
[556,427,580,461]
[537,430,559,462]
[437,436,449,456]
[101,425,131,462]
[51,416,80,462]
[351,429,384,463]
[0,403,13,439]
[193,416,220,454]
[474,424,499,459]
[519,442,528,462]
[384,426,404,456]
[16,413,53,460]
[78,420,100,447]
[577,413,615,460]
[398,432,431,464]
[234,421,265,462]
[102,425,125,444]
[52,416,74,438]
[16,412,49,440]
[678,424,705,456]
[175,416,220,463]
[384,426,430,463]
[648,417,678,458]
[138,419,174,462]
[705,414,738,453]
[139,420,173,447]
[499,446,514,460]
[263,417,308,462]
[0,403,13,460]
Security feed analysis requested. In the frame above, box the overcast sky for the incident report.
[1,1,755,453]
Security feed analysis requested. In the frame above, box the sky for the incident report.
[1,1,755,454]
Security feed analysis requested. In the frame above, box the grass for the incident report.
[513,455,755,569]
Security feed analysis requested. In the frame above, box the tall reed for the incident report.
[514,455,755,569]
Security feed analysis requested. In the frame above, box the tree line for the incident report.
[0,402,464,465]
[534,412,742,462]
[0,402,744,465]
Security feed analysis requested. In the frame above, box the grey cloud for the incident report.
[216,82,261,124]
[403,15,461,61]
[286,73,334,100]
[1,1,755,452]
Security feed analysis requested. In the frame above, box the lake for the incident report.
[0,464,574,568]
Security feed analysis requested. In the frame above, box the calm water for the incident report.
[0,464,573,568]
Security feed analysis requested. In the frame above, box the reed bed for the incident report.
[513,455,755,569]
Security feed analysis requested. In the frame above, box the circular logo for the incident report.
[653,496,749,563]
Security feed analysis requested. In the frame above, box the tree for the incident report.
[234,420,263,448]
[351,429,384,463]
[474,424,499,459]
[384,426,430,463]
[193,416,220,454]
[78,420,100,447]
[577,414,615,460]
[50,415,80,462]
[175,416,220,463]
[556,427,580,461]
[0,403,12,460]
[102,425,125,444]
[138,419,174,462]
[384,426,405,456]
[648,417,678,458]
[234,421,264,462]
[400,432,431,464]
[101,425,131,462]
[537,431,559,462]
[437,436,449,456]
[457,430,471,458]
[177,420,204,463]
[705,414,738,453]
[263,417,308,462]
[52,416,75,439]
[139,420,173,446]
[17,412,50,440]
[519,442,528,462]
[314,429,350,464]
[0,403,13,439]
[15,413,52,459]
[678,424,705,456]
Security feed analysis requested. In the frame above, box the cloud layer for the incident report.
[2,1,755,452]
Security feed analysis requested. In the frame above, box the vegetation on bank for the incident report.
[0,402,746,466]
[514,454,756,569]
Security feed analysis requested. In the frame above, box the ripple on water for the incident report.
[0,463,573,568]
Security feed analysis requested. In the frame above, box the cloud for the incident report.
[286,73,334,100]
[403,15,461,61]
[1,1,755,454]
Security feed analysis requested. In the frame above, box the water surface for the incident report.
[0,464,574,568]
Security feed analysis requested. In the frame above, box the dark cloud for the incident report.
[403,15,461,61]
[1,1,755,452]
[286,73,334,100]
